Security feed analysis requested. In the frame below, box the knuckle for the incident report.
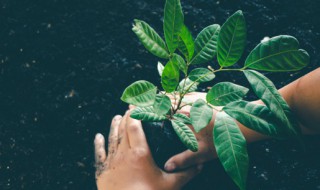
[127,123,140,133]
[131,147,149,159]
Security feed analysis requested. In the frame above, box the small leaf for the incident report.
[214,112,248,190]
[132,19,169,59]
[224,100,285,138]
[244,35,310,72]
[161,59,180,92]
[172,53,187,75]
[121,80,157,107]
[243,70,300,137]
[190,24,220,65]
[217,10,246,67]
[171,120,198,152]
[173,113,191,125]
[177,78,198,93]
[189,68,215,82]
[190,99,213,132]
[206,82,249,106]
[153,94,171,115]
[157,61,165,76]
[131,106,166,121]
[178,25,195,61]
[164,0,184,53]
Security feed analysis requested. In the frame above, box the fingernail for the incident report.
[113,115,122,121]
[165,163,176,171]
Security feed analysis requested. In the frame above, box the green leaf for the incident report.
[164,0,184,53]
[190,24,220,65]
[173,113,191,125]
[213,112,248,190]
[121,80,157,107]
[131,106,166,121]
[171,120,198,152]
[206,82,248,106]
[217,10,246,67]
[224,100,285,137]
[161,59,180,92]
[132,19,169,59]
[178,25,195,61]
[172,53,187,75]
[153,94,171,115]
[190,99,213,132]
[177,78,198,93]
[244,35,310,72]
[157,61,165,76]
[243,70,300,136]
[189,68,215,82]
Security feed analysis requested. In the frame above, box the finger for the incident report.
[107,115,122,158]
[166,165,203,188]
[94,133,107,177]
[126,111,148,149]
[118,111,130,150]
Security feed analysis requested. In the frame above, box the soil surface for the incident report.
[0,0,320,189]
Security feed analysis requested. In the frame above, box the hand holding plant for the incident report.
[121,0,310,189]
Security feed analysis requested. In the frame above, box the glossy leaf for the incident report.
[190,24,220,65]
[206,82,248,106]
[190,99,213,132]
[214,112,248,190]
[132,19,169,59]
[121,80,157,107]
[217,10,246,67]
[189,68,215,82]
[153,94,171,115]
[171,120,198,152]
[224,100,285,137]
[173,113,191,125]
[172,53,187,75]
[178,25,195,61]
[243,70,300,136]
[161,59,180,92]
[164,0,184,53]
[131,106,166,121]
[157,61,165,76]
[177,78,198,93]
[244,35,310,71]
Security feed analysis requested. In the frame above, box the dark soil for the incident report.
[0,0,319,189]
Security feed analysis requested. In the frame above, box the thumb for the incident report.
[166,165,203,188]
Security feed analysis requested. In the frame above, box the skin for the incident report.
[164,68,320,172]
[94,111,203,190]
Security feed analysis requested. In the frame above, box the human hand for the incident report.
[94,111,203,190]
[165,92,219,172]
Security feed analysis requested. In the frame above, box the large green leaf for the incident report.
[121,80,157,107]
[243,70,300,136]
[161,59,180,92]
[214,112,248,190]
[217,10,246,67]
[244,35,310,71]
[177,78,198,93]
[157,61,165,76]
[153,94,171,115]
[171,120,198,152]
[178,25,195,61]
[173,113,192,125]
[132,19,169,59]
[190,24,220,65]
[206,82,248,106]
[164,0,184,53]
[172,53,187,75]
[131,106,166,121]
[190,99,213,132]
[189,68,215,83]
[224,100,285,137]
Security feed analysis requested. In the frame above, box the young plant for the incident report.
[121,0,310,189]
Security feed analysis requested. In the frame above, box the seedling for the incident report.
[120,0,310,189]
